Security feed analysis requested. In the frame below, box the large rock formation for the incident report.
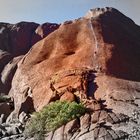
[0,21,59,96]
[10,7,140,108]
[0,21,59,139]
[1,7,140,139]
[0,22,38,56]
[6,7,140,139]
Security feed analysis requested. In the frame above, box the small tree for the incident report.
[24,101,86,140]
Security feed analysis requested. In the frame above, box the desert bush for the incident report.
[0,96,11,103]
[24,101,86,140]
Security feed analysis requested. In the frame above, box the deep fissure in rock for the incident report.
[86,73,98,98]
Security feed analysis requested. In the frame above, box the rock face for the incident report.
[7,7,140,139]
[31,22,59,45]
[1,7,140,139]
[10,7,140,109]
[0,22,59,140]
[0,22,59,56]
[0,21,59,139]
[0,22,38,56]
[0,22,59,96]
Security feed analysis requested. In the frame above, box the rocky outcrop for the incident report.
[0,22,38,56]
[0,22,59,56]
[0,7,140,139]
[10,7,140,109]
[0,21,60,139]
[0,56,23,95]
[31,22,59,45]
[0,21,59,96]
[6,7,140,139]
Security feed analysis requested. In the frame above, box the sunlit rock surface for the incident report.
[0,7,140,139]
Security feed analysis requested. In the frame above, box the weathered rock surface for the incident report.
[0,56,23,95]
[0,21,59,139]
[10,7,140,109]
[31,22,59,45]
[0,22,59,56]
[0,21,59,96]
[0,22,38,56]
[0,7,140,140]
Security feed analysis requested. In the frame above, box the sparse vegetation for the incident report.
[24,101,86,140]
[0,96,11,103]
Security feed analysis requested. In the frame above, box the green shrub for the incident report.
[0,96,11,103]
[24,101,86,140]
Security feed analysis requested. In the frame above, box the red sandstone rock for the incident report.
[0,7,138,139]
[60,92,75,102]
[9,8,140,114]
[0,22,59,95]
[0,22,39,56]
[0,22,59,56]
[31,22,59,45]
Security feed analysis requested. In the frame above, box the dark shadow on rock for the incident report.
[19,96,35,115]
[0,65,17,95]
[87,73,98,98]
[99,14,140,82]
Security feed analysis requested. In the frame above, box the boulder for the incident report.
[60,92,75,102]
[0,122,24,139]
